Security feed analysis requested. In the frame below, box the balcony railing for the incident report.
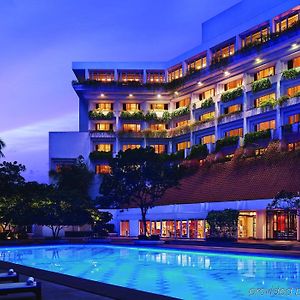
[218,111,243,124]
[89,131,116,138]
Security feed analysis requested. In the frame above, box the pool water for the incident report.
[0,244,299,300]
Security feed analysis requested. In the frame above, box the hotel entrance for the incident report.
[266,210,297,240]
[238,212,256,239]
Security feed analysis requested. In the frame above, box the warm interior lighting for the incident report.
[224,71,230,76]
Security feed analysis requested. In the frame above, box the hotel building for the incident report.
[49,0,300,240]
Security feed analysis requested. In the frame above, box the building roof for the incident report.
[158,153,300,206]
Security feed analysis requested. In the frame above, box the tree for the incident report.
[99,147,182,235]
[267,190,300,211]
[0,138,5,157]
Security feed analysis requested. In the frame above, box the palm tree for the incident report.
[0,138,5,157]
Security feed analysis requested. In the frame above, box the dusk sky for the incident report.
[0,0,240,182]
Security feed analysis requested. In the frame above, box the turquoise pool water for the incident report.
[0,244,300,300]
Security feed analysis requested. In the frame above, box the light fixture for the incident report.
[197,81,203,86]
[174,91,179,96]
[129,94,133,97]
[291,43,299,49]
[224,71,230,76]
[100,93,105,97]
[157,94,161,98]
[255,58,262,64]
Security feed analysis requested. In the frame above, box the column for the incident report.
[85,69,89,80]
[242,73,248,138]
[297,213,300,241]
[182,61,188,76]
[187,220,190,239]
[168,140,173,154]
[235,35,242,52]
[143,70,147,84]
[214,97,219,141]
[207,49,213,66]
[114,69,118,82]
[256,210,266,240]
[275,60,282,139]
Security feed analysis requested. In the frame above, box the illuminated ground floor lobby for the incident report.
[107,199,300,241]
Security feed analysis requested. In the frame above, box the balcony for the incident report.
[89,110,115,120]
[89,151,113,161]
[215,136,240,153]
[89,131,116,138]
[244,129,273,147]
[278,95,300,107]
[245,106,276,118]
[117,130,144,138]
[218,111,243,124]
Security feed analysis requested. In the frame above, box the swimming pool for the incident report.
[0,244,299,299]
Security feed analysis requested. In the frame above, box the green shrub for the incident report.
[120,111,144,120]
[294,91,300,98]
[221,87,243,102]
[277,95,290,106]
[89,151,113,160]
[161,111,171,122]
[187,144,208,160]
[251,78,272,93]
[171,106,190,119]
[282,68,300,80]
[144,111,158,122]
[200,97,214,109]
[244,129,271,145]
[89,110,114,120]
[258,97,276,109]
[142,129,168,138]
[215,136,239,152]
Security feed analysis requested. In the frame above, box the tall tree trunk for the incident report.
[141,207,148,236]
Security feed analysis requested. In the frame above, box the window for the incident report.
[202,135,215,144]
[123,124,141,132]
[120,221,130,236]
[176,141,190,151]
[199,88,215,101]
[212,43,235,63]
[150,124,166,131]
[255,120,275,131]
[123,103,140,111]
[255,148,267,156]
[275,12,299,33]
[224,79,242,91]
[96,144,112,152]
[288,142,300,152]
[175,98,190,109]
[200,111,215,122]
[288,114,300,124]
[150,144,166,154]
[254,93,276,108]
[122,144,141,151]
[187,56,207,72]
[95,165,111,174]
[55,163,73,173]
[287,85,300,97]
[225,128,243,137]
[254,66,275,80]
[95,123,113,131]
[176,120,190,127]
[150,103,168,110]
[241,27,270,47]
[168,66,183,82]
[119,71,143,82]
[289,57,300,69]
[146,71,165,83]
[224,104,242,114]
[96,103,113,111]
[89,70,114,82]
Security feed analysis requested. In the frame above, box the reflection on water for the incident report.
[0,245,299,300]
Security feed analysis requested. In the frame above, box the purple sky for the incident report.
[0,0,240,182]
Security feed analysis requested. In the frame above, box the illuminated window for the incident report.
[254,93,276,108]
[89,70,114,82]
[224,104,242,114]
[275,12,299,33]
[254,66,275,80]
[95,123,113,131]
[175,98,190,109]
[122,144,141,151]
[123,103,140,111]
[212,43,235,62]
[176,120,190,127]
[95,165,111,174]
[150,144,166,154]
[55,163,72,173]
[146,71,165,83]
[225,128,243,137]
[176,141,190,151]
[119,71,143,82]
[288,142,300,152]
[150,124,166,131]
[287,85,300,97]
[187,56,207,72]
[224,79,242,91]
[150,103,168,110]
[241,26,270,47]
[199,88,215,101]
[96,103,113,111]
[201,135,215,144]
[96,144,112,152]
[123,124,141,132]
[168,66,183,82]
[255,120,275,131]
[288,114,300,124]
[200,111,215,122]
[255,148,267,156]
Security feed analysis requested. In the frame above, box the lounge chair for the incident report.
[0,269,19,282]
[0,279,41,300]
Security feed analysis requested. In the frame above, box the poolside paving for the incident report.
[0,269,112,300]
